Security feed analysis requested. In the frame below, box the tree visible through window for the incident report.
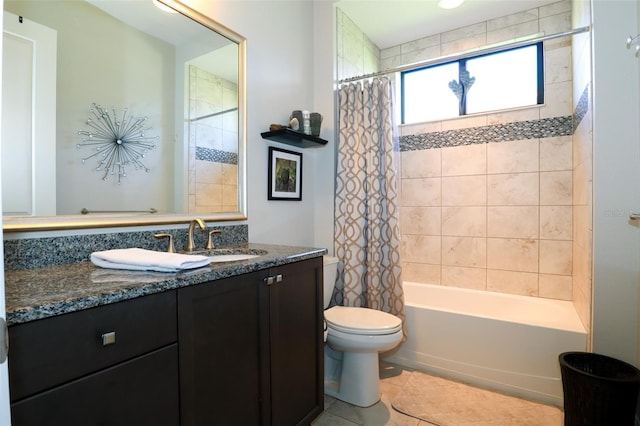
[401,43,543,124]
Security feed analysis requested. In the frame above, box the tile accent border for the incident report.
[400,85,590,153]
[400,116,573,152]
[573,86,589,132]
[196,146,238,165]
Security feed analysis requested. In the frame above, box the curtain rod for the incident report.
[338,25,591,84]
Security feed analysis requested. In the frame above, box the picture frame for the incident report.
[268,147,302,201]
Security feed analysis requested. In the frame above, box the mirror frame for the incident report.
[3,0,247,232]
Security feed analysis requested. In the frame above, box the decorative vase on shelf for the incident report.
[310,112,322,136]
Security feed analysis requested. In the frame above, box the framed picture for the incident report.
[268,147,302,201]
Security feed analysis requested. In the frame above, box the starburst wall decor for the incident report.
[77,103,158,184]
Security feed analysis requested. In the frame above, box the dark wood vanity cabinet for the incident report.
[261,258,324,426]
[7,256,323,426]
[8,290,179,426]
[178,271,262,425]
[178,257,324,426]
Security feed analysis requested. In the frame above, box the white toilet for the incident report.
[322,256,403,407]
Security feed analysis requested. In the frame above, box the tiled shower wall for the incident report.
[570,0,593,337]
[188,65,238,214]
[400,134,574,299]
[336,8,380,82]
[336,1,590,304]
[386,0,577,301]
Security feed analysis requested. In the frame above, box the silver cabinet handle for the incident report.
[630,213,640,220]
[101,331,116,346]
[264,274,284,286]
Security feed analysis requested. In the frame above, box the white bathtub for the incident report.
[383,282,587,406]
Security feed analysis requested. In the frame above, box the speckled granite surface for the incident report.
[4,224,248,270]
[6,243,327,326]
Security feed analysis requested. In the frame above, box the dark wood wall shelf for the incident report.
[261,128,328,149]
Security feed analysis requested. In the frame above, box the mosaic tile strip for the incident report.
[196,146,238,165]
[573,85,589,132]
[4,224,248,270]
[399,116,574,151]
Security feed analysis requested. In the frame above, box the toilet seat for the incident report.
[325,306,402,335]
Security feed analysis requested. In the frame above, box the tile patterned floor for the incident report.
[312,361,563,426]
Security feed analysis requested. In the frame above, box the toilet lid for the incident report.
[325,306,402,335]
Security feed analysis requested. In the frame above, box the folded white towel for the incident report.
[91,248,212,273]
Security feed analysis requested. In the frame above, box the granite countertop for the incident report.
[5,243,327,326]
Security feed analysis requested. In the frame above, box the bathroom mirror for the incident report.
[1,0,247,231]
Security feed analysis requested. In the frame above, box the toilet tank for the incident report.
[323,256,339,309]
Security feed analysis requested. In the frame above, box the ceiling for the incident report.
[87,0,198,46]
[336,0,558,50]
[86,0,238,82]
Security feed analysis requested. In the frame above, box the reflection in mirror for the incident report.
[1,0,246,231]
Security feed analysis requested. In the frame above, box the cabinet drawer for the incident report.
[11,344,179,426]
[9,290,177,401]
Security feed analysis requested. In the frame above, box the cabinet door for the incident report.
[263,258,324,426]
[178,272,261,426]
[10,344,179,426]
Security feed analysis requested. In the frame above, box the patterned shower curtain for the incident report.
[333,77,405,324]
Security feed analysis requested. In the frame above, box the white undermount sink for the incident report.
[207,254,261,263]
[184,247,267,263]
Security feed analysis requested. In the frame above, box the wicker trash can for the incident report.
[559,352,640,426]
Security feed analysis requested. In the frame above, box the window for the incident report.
[401,43,543,124]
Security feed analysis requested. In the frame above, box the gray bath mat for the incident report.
[391,370,563,425]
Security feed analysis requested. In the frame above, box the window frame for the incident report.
[400,42,544,124]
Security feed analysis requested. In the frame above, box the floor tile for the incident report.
[313,361,563,426]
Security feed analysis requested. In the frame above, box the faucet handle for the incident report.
[205,230,222,250]
[154,233,175,253]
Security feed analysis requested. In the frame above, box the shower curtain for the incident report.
[333,77,405,323]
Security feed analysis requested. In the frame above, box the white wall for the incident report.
[184,0,333,249]
[6,0,337,250]
[312,0,337,254]
[0,0,12,422]
[637,0,640,368]
[2,0,640,371]
[591,0,640,365]
[4,1,177,215]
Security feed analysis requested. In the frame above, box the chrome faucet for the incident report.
[186,218,206,252]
